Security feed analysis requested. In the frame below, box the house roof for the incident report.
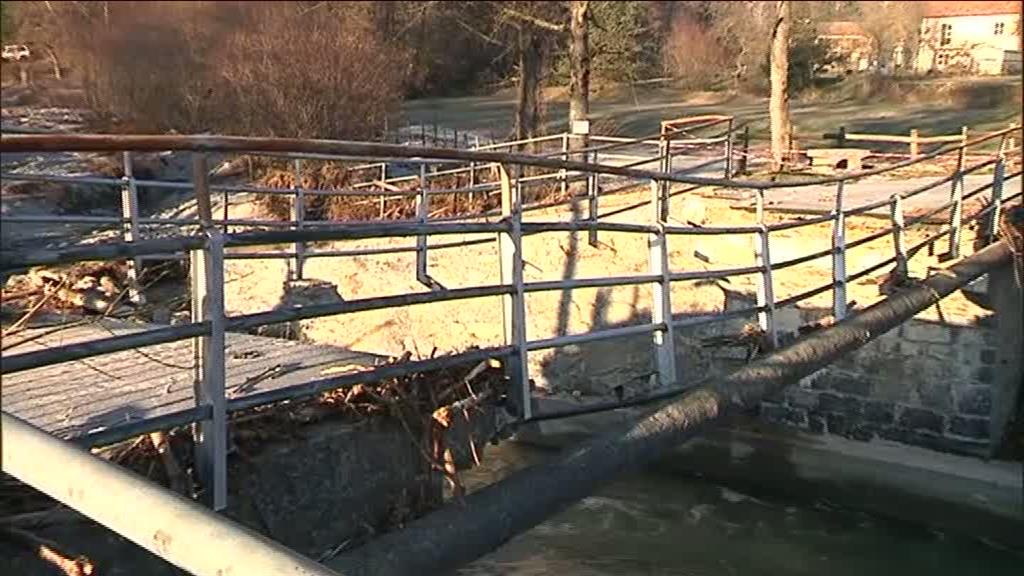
[922,1,1021,18]
[818,21,869,37]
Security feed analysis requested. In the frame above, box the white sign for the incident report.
[571,120,590,135]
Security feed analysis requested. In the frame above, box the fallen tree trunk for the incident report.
[331,240,1015,576]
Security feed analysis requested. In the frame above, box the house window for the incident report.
[940,23,953,45]
[994,22,1005,35]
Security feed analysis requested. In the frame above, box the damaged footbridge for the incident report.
[1,122,1022,575]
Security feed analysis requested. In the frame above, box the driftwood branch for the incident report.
[1,525,95,576]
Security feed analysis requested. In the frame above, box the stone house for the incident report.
[915,1,1022,75]
[816,21,875,76]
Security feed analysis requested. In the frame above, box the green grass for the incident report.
[402,76,1023,148]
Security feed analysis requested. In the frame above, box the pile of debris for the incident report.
[0,354,507,574]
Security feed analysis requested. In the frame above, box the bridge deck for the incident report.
[1,319,380,442]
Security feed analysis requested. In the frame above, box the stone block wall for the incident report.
[759,319,1004,457]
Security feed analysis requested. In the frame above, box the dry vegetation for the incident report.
[252,162,571,223]
[10,1,410,139]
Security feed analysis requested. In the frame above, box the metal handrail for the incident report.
[2,121,1020,517]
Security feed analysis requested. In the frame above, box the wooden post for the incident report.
[837,125,847,147]
[909,129,920,158]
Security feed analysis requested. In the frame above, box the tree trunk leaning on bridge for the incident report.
[329,240,1016,576]
[769,0,792,172]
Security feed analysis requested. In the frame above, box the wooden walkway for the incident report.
[1,319,380,442]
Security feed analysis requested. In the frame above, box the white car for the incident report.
[2,45,31,62]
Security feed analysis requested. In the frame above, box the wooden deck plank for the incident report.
[1,318,382,440]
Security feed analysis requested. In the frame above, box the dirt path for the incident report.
[222,183,993,396]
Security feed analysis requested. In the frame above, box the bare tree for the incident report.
[568,0,589,152]
[769,0,792,172]
[856,1,923,73]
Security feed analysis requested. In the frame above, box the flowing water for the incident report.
[460,444,1021,576]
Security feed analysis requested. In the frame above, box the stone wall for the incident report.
[760,319,1000,456]
[757,266,1022,458]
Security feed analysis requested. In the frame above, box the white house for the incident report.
[915,1,1022,75]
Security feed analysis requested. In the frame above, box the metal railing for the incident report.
[1,122,1021,513]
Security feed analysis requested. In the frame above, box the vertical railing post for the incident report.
[832,181,847,321]
[724,117,734,178]
[416,162,430,286]
[754,189,777,348]
[910,128,920,159]
[649,179,676,387]
[291,158,305,280]
[739,125,750,176]
[947,129,967,259]
[120,152,144,304]
[379,162,387,219]
[189,152,227,510]
[587,149,600,247]
[560,132,569,199]
[498,164,529,419]
[657,141,671,223]
[468,159,477,208]
[987,138,1007,244]
[891,193,908,279]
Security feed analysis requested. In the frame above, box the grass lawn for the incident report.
[402,76,1023,150]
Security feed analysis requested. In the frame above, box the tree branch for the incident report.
[454,16,508,47]
[501,6,565,32]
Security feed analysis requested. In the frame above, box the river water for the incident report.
[460,444,1020,576]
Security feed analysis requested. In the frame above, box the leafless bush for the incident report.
[662,13,728,88]
[48,2,409,139]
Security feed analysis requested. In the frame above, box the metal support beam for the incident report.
[190,232,227,510]
[1,413,342,576]
[649,180,676,387]
[498,164,530,419]
[754,189,777,347]
[330,240,1016,576]
[832,181,847,320]
[121,152,145,304]
[891,194,908,278]
[291,158,306,280]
